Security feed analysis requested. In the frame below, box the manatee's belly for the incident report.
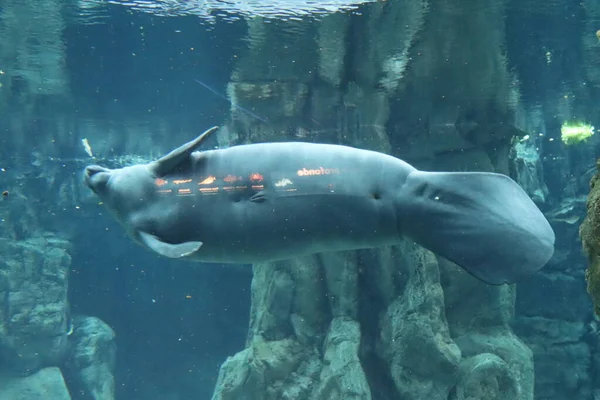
[149,158,404,262]
[192,192,401,263]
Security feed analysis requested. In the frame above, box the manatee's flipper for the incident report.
[138,231,203,258]
[149,126,219,176]
[396,171,555,285]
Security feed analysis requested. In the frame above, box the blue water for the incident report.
[1,0,599,399]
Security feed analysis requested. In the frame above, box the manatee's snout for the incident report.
[84,165,110,193]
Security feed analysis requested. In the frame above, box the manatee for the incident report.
[84,126,555,285]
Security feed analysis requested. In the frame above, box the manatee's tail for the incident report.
[396,170,555,285]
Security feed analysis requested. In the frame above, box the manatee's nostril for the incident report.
[84,166,110,193]
[85,165,106,178]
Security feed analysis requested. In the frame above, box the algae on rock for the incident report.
[579,159,600,316]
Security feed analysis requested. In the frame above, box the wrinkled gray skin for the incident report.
[84,127,555,285]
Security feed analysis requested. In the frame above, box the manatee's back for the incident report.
[396,170,555,284]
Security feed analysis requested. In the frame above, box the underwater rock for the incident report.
[227,81,309,128]
[516,270,590,322]
[321,252,360,319]
[247,256,328,344]
[0,236,71,373]
[440,257,534,399]
[0,0,68,99]
[513,316,587,345]
[211,336,320,400]
[511,141,549,204]
[317,13,350,87]
[580,159,600,316]
[63,316,116,400]
[593,345,600,400]
[212,309,371,400]
[514,317,591,399]
[213,256,327,400]
[340,83,392,154]
[212,241,467,399]
[452,353,519,400]
[443,267,516,329]
[352,0,428,92]
[582,0,600,88]
[232,19,318,84]
[0,366,71,400]
[542,195,588,278]
[432,146,495,173]
[221,4,405,148]
[212,252,368,399]
[312,317,371,400]
[452,331,533,400]
[546,196,587,227]
[387,0,519,162]
[377,242,461,399]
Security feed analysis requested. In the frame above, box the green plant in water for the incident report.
[561,122,595,145]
